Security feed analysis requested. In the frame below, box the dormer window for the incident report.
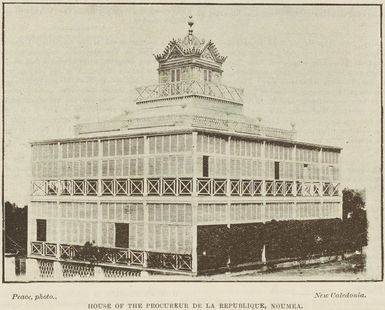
[171,69,181,83]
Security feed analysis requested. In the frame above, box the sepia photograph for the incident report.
[2,1,382,285]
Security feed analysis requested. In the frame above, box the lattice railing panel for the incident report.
[32,181,47,196]
[31,241,43,256]
[136,80,244,104]
[37,260,54,278]
[62,262,95,278]
[147,252,192,271]
[197,178,212,195]
[31,178,340,197]
[102,267,141,278]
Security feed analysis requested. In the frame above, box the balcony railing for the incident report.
[31,178,340,197]
[31,242,146,267]
[135,80,244,104]
[30,242,193,272]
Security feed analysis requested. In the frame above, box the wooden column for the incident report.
[261,141,266,222]
[57,142,61,197]
[143,136,149,267]
[191,132,198,274]
[292,145,297,219]
[226,136,231,197]
[192,132,198,196]
[143,136,149,197]
[318,148,323,197]
[226,136,231,228]
[96,139,103,246]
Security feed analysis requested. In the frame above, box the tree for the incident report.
[4,201,28,256]
[342,188,368,249]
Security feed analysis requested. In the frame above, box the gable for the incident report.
[167,45,184,60]
[201,48,215,61]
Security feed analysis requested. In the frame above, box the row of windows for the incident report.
[102,138,144,157]
[296,148,319,163]
[230,139,263,157]
[265,143,292,160]
[265,161,294,180]
[33,139,339,171]
[32,162,59,179]
[30,202,97,220]
[33,160,99,179]
[30,219,98,245]
[32,144,59,161]
[148,156,193,177]
[100,222,144,250]
[197,204,227,224]
[33,138,339,161]
[148,204,192,224]
[149,134,192,154]
[148,224,192,255]
[102,158,144,177]
[265,203,295,220]
[197,134,227,154]
[297,202,340,219]
[98,221,191,254]
[62,141,99,159]
[296,164,339,181]
[33,160,100,179]
[63,160,99,178]
[100,203,144,223]
[321,166,339,181]
[296,163,319,181]
[32,160,339,181]
[322,151,339,164]
[230,203,263,223]
[30,202,144,223]
[229,158,263,179]
[196,202,340,224]
[208,157,227,178]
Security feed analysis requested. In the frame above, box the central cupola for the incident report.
[135,17,243,105]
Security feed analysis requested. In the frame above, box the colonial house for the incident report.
[28,18,341,279]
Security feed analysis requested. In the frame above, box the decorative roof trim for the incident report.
[154,38,227,64]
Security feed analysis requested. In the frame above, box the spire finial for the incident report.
[188,16,194,35]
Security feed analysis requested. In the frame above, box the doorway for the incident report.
[274,162,280,180]
[36,219,47,242]
[203,156,209,177]
[115,223,129,248]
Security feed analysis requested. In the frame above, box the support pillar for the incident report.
[96,139,103,247]
[4,255,16,282]
[261,141,266,222]
[25,258,39,281]
[226,136,231,197]
[143,202,149,268]
[191,203,198,275]
[191,132,198,275]
[53,261,64,280]
[94,265,104,280]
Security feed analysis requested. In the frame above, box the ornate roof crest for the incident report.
[154,17,227,64]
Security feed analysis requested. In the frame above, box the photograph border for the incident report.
[1,1,383,283]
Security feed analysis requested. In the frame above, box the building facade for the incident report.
[28,19,342,278]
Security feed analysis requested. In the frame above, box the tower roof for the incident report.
[154,17,227,64]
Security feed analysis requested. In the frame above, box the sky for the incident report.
[4,4,381,209]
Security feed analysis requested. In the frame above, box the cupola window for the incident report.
[204,69,212,82]
[171,69,181,83]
